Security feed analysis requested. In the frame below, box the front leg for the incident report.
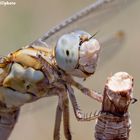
[62,75,103,102]
[67,85,100,121]
[70,78,103,103]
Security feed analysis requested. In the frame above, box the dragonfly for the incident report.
[0,0,137,140]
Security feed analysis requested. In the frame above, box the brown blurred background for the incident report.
[0,0,140,140]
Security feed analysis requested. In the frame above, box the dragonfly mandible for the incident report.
[0,0,137,140]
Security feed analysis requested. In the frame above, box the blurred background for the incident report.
[0,0,140,139]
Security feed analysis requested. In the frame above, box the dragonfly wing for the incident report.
[30,0,136,48]
[98,31,125,67]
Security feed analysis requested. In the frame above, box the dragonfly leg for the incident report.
[62,94,71,140]
[54,101,62,140]
[67,84,100,121]
[54,88,71,140]
[71,79,103,102]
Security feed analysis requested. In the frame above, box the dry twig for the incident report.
[95,72,137,140]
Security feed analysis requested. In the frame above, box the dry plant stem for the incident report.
[95,72,134,140]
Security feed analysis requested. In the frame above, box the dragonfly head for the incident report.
[55,31,100,78]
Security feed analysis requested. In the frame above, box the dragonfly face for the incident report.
[55,30,100,78]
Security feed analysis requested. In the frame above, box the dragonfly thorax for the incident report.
[55,31,101,78]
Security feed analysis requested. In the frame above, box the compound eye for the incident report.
[55,33,79,71]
